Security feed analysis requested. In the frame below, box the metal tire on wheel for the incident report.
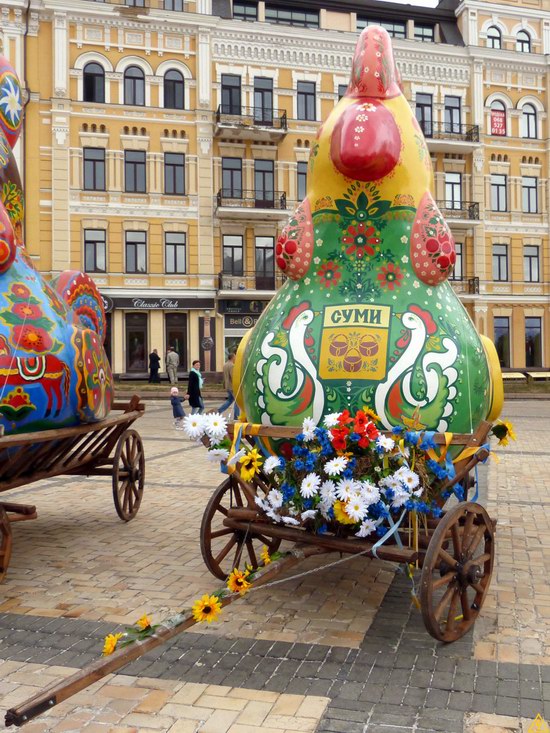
[420,501,494,642]
[200,476,281,581]
[0,506,12,583]
[112,429,145,521]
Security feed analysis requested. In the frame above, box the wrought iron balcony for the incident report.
[88,0,192,10]
[216,189,289,211]
[418,121,480,143]
[218,271,287,292]
[436,201,480,221]
[216,105,288,131]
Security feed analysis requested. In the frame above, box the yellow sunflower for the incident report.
[492,419,516,446]
[239,448,263,482]
[102,632,124,656]
[333,500,356,525]
[135,614,152,631]
[362,406,381,424]
[192,594,222,624]
[227,568,252,595]
[261,546,271,565]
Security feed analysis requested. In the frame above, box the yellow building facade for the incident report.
[0,0,549,375]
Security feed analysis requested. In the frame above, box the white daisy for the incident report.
[263,456,282,475]
[204,413,228,443]
[207,447,229,462]
[390,486,410,509]
[266,509,281,523]
[301,510,318,521]
[281,516,300,526]
[320,479,337,503]
[376,435,395,453]
[255,496,269,511]
[356,518,377,538]
[267,489,283,510]
[325,455,348,477]
[345,498,367,522]
[395,467,420,490]
[300,472,321,498]
[336,478,357,501]
[323,412,342,429]
[182,414,205,440]
[358,480,380,506]
[302,416,317,442]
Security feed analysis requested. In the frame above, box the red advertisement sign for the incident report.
[491,109,506,136]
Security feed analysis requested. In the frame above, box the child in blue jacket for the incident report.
[171,387,186,429]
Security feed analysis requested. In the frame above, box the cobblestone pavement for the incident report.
[0,399,549,732]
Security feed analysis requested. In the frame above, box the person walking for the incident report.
[170,386,186,429]
[217,352,240,420]
[186,359,204,414]
[166,346,179,384]
[148,349,161,383]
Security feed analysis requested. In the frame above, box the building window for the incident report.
[444,96,461,133]
[233,1,257,20]
[165,232,186,274]
[265,5,319,28]
[524,245,540,282]
[254,159,275,207]
[522,176,538,214]
[297,81,316,121]
[445,172,462,209]
[487,26,501,49]
[254,77,273,124]
[493,316,510,368]
[520,104,537,139]
[223,234,244,275]
[414,24,434,42]
[516,30,531,53]
[125,231,147,273]
[126,313,148,373]
[449,242,463,281]
[490,100,507,136]
[221,74,241,114]
[83,62,105,103]
[297,161,308,200]
[492,244,508,281]
[415,93,433,137]
[164,152,185,195]
[338,84,348,100]
[84,229,106,273]
[124,150,147,193]
[491,174,507,212]
[124,65,145,106]
[83,147,106,191]
[164,0,185,9]
[221,157,242,198]
[255,236,275,289]
[357,18,406,38]
[525,317,542,367]
[164,69,185,110]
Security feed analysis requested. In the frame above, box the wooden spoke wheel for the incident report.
[420,502,494,643]
[0,506,12,583]
[112,429,145,522]
[200,476,281,581]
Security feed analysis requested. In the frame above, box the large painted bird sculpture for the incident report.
[0,55,112,434]
[235,25,503,439]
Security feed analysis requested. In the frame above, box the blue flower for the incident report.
[419,432,437,451]
[349,432,361,442]
[295,460,305,471]
[316,523,328,535]
[281,482,295,501]
[303,499,313,510]
[392,425,404,435]
[342,467,354,479]
[405,430,420,446]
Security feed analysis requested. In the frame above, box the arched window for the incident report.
[487,26,501,49]
[516,30,531,53]
[83,62,105,103]
[164,70,185,110]
[124,66,145,106]
[490,100,507,136]
[521,104,537,138]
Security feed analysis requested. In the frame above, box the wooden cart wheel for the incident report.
[200,476,281,581]
[112,429,145,522]
[420,501,494,642]
[0,506,13,583]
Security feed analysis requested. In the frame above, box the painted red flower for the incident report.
[342,222,380,258]
[10,283,31,300]
[317,261,341,288]
[12,324,53,353]
[275,232,299,271]
[377,262,404,291]
[11,302,42,320]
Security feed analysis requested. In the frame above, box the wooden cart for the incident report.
[200,421,495,643]
[0,395,145,583]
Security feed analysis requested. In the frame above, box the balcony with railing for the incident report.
[216,189,292,220]
[436,201,481,227]
[218,271,286,294]
[418,121,480,153]
[450,277,480,295]
[215,105,288,141]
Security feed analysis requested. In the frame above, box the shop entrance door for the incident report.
[125,313,148,373]
[165,313,187,372]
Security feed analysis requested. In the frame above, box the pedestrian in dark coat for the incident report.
[149,349,161,383]
[186,359,204,414]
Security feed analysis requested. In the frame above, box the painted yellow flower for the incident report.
[227,568,251,595]
[239,448,263,482]
[102,632,124,656]
[136,614,152,630]
[192,594,222,624]
[261,546,271,565]
[333,500,356,525]
[362,406,381,424]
